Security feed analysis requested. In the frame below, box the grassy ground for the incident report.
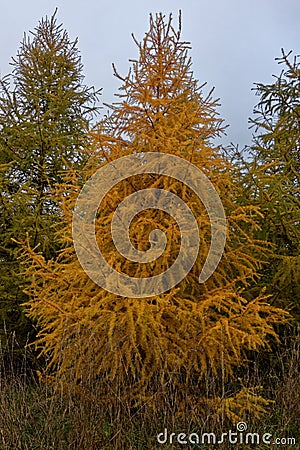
[0,330,299,450]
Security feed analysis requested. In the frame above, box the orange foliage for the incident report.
[20,13,289,418]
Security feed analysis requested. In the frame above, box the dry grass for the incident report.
[0,329,299,450]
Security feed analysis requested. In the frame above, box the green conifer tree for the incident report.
[0,10,101,357]
[237,49,300,320]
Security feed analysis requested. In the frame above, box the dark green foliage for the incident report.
[230,49,300,320]
[0,11,101,357]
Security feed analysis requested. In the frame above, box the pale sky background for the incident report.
[0,0,299,147]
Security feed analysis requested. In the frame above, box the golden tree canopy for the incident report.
[21,13,288,418]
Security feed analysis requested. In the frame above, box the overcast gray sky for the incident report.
[1,0,299,147]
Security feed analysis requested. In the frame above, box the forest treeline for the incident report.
[0,10,299,449]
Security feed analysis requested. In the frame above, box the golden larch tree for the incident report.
[20,13,288,421]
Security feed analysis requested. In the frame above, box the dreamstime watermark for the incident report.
[157,422,297,446]
[72,152,226,298]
